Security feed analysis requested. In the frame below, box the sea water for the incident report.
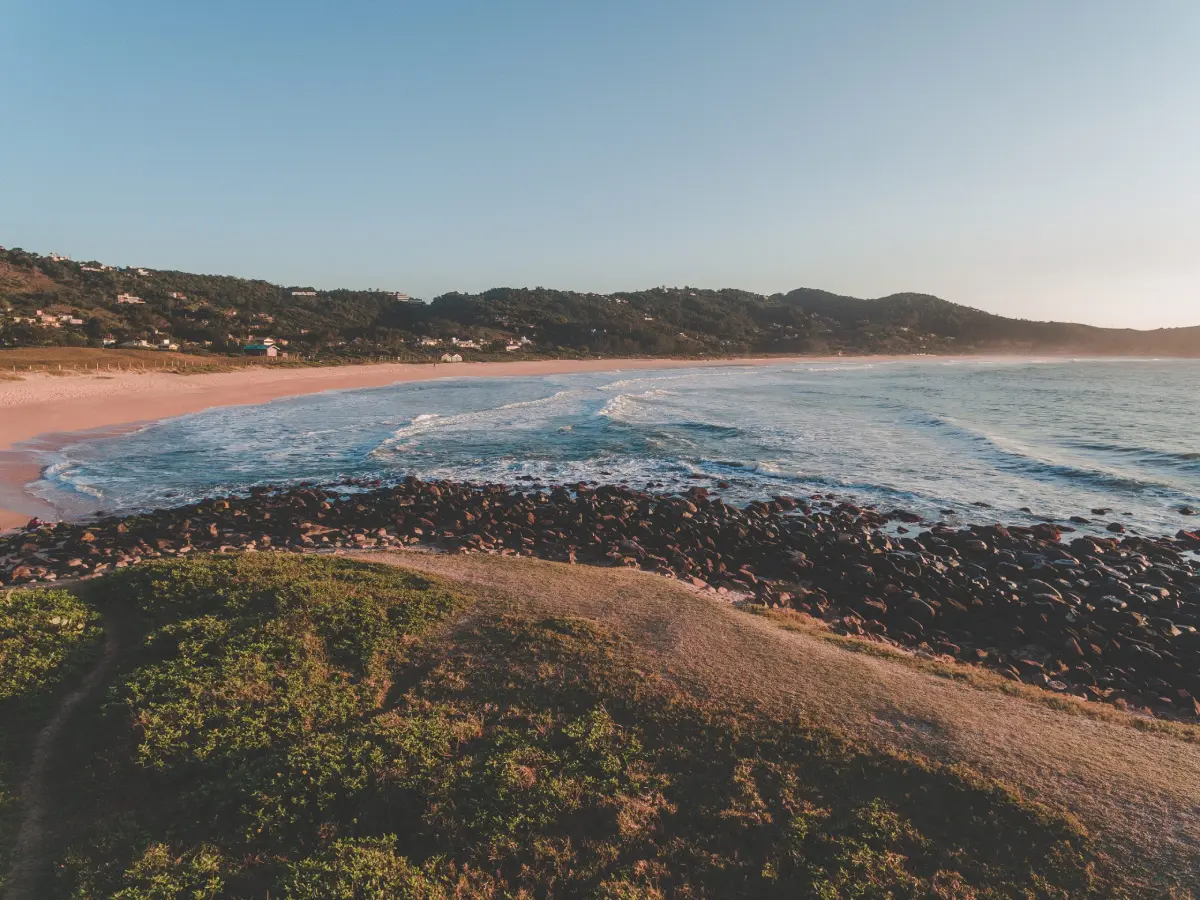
[29,358,1200,538]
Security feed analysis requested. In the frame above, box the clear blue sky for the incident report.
[3,1,1198,327]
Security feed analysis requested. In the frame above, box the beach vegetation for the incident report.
[8,553,1142,897]
[0,587,103,893]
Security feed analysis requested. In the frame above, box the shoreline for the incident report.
[5,474,1200,725]
[0,354,894,529]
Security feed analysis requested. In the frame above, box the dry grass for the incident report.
[0,263,58,295]
[0,348,242,374]
[751,607,1200,743]
[0,348,435,375]
[356,548,1200,891]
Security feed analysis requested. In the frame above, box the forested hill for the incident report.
[2,246,1198,359]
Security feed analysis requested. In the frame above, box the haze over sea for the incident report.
[31,358,1200,538]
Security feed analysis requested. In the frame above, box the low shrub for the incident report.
[39,555,1128,897]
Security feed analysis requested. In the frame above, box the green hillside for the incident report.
[2,554,1147,898]
[3,246,1199,360]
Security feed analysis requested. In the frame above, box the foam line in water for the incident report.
[24,361,1200,537]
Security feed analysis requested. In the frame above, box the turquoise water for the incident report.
[31,358,1200,537]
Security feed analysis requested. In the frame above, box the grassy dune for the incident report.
[0,553,1189,897]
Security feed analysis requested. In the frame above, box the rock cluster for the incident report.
[3,477,1200,721]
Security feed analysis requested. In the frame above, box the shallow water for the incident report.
[30,358,1200,537]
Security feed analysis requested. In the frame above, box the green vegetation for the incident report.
[4,247,1199,360]
[0,587,103,892]
[0,588,99,703]
[0,553,1138,897]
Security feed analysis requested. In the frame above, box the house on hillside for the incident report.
[244,343,279,357]
[116,293,145,304]
[504,342,521,352]
[118,340,155,349]
[291,290,318,297]
[440,353,463,363]
[419,337,440,346]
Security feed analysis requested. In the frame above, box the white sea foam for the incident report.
[597,372,703,391]
[374,390,591,455]
[496,389,587,411]
[595,389,674,421]
[27,360,1200,538]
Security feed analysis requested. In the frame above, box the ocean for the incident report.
[29,358,1200,537]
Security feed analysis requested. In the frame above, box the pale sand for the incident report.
[0,355,874,530]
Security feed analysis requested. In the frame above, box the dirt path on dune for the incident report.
[361,549,1200,890]
[2,624,119,900]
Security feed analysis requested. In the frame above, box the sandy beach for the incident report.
[0,355,862,530]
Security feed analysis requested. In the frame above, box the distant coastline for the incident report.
[0,354,872,529]
[6,248,1200,365]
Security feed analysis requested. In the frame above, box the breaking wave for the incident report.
[23,358,1200,537]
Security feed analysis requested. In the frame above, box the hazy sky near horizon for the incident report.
[3,1,1199,328]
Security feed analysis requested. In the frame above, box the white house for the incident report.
[419,337,441,346]
[118,340,155,349]
[440,353,463,363]
[291,290,318,297]
[505,342,521,352]
[116,293,145,304]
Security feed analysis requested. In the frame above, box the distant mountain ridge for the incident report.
[779,289,1200,355]
[1,245,1197,359]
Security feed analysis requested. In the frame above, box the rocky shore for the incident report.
[3,477,1200,721]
